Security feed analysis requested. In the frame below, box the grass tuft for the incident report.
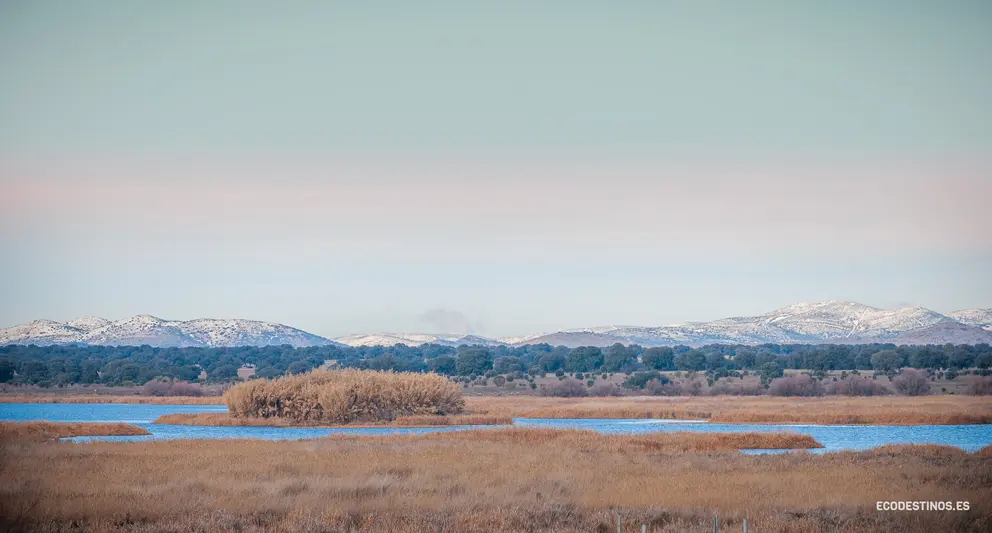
[0,421,149,442]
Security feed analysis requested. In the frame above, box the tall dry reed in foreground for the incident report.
[1,428,988,533]
[0,421,149,442]
[224,369,464,423]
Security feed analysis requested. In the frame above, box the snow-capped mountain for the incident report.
[543,301,962,347]
[3,301,990,348]
[333,333,506,348]
[0,315,337,348]
[947,309,992,331]
[333,301,990,348]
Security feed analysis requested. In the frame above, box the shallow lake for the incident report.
[2,403,990,452]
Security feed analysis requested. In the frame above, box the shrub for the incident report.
[767,375,824,397]
[892,369,932,396]
[588,383,625,397]
[141,378,204,397]
[707,382,765,396]
[224,370,464,424]
[623,371,669,389]
[540,378,588,397]
[493,376,506,387]
[965,376,992,396]
[643,379,680,396]
[825,376,891,396]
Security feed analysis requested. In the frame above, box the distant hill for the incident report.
[880,322,992,345]
[334,301,992,347]
[4,301,991,348]
[0,315,338,348]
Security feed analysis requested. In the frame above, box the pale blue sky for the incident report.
[1,1,990,337]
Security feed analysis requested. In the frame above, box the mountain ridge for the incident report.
[2,301,990,348]
[0,315,339,348]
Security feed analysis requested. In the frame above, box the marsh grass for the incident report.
[0,394,223,404]
[392,414,512,426]
[224,369,464,423]
[465,395,992,425]
[153,412,511,427]
[415,427,823,451]
[0,421,149,442]
[1,428,988,533]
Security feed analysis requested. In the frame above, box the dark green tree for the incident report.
[456,347,493,376]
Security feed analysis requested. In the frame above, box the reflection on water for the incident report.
[2,403,990,451]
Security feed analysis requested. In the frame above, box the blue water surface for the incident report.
[513,418,992,453]
[1,403,990,451]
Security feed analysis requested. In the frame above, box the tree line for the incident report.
[0,341,990,387]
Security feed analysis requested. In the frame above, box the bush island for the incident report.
[224,369,464,424]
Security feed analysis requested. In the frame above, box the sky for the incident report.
[1,1,990,338]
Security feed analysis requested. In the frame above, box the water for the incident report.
[2,403,990,451]
[513,418,992,453]
[0,403,499,442]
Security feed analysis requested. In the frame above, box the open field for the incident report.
[153,412,512,427]
[465,395,992,425]
[0,421,150,442]
[1,427,988,533]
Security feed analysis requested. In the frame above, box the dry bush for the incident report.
[224,370,464,424]
[965,376,992,396]
[643,379,706,396]
[141,378,204,397]
[708,382,765,396]
[588,383,626,397]
[539,378,588,397]
[976,445,992,456]
[0,421,149,442]
[892,369,932,396]
[826,376,892,396]
[767,375,825,397]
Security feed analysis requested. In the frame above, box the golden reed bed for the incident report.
[0,421,150,441]
[465,395,992,425]
[1,428,988,533]
[153,412,512,427]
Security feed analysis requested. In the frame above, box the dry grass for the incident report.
[977,445,992,457]
[153,412,511,427]
[415,427,823,451]
[391,414,512,426]
[0,421,149,442]
[1,428,988,532]
[465,395,992,425]
[0,395,223,404]
[224,370,464,423]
